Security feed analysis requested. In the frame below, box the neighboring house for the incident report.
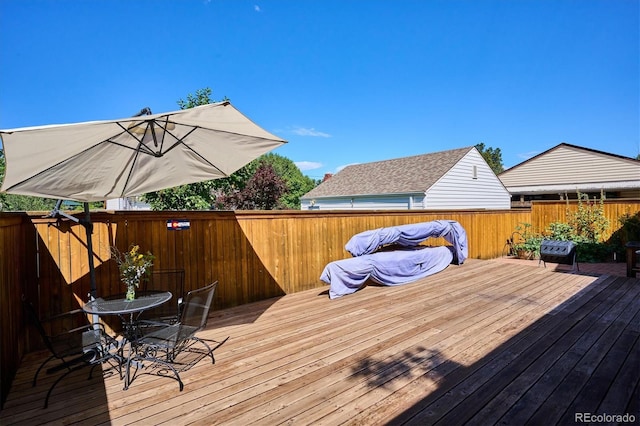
[105,196,151,210]
[498,143,640,206]
[300,146,511,210]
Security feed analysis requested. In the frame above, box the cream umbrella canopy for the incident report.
[0,101,286,201]
[0,101,286,297]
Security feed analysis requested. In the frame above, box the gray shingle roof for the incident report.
[303,146,474,198]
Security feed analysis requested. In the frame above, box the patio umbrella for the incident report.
[0,102,285,201]
[0,101,286,297]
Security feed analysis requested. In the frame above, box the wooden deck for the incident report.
[1,259,639,425]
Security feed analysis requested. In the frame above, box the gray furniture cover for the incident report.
[321,220,468,299]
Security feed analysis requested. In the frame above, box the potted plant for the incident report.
[511,223,542,260]
[111,245,155,300]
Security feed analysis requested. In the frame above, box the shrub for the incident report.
[511,223,543,259]
[576,242,613,263]
[541,191,612,263]
[567,191,609,243]
[546,222,573,241]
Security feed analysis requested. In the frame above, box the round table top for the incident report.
[83,291,172,316]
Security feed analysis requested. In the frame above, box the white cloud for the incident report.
[291,126,331,138]
[295,161,323,171]
[254,5,261,12]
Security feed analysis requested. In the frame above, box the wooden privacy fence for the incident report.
[1,199,638,408]
[24,209,528,314]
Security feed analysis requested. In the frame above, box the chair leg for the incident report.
[43,364,87,408]
[126,355,184,391]
[33,356,52,387]
[195,336,229,364]
[44,350,119,408]
[88,351,123,380]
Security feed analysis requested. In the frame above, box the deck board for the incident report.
[1,259,638,425]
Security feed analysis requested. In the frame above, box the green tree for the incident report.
[214,163,288,210]
[142,182,215,210]
[211,154,318,210]
[475,143,504,174]
[176,87,228,110]
[254,153,317,209]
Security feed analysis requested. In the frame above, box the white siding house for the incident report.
[300,147,511,210]
[105,196,151,210]
[499,143,640,205]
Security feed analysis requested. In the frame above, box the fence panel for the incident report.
[530,199,640,242]
[0,215,30,409]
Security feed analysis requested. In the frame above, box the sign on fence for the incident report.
[166,219,190,231]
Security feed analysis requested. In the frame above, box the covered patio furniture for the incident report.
[321,246,456,299]
[345,219,468,263]
[321,220,468,298]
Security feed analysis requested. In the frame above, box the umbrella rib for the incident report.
[160,126,197,155]
[162,126,229,176]
[105,139,156,156]
[153,116,174,153]
[114,122,157,195]
[113,123,159,156]
[119,145,144,197]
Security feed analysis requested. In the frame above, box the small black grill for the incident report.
[539,240,579,272]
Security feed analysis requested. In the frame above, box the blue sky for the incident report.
[1,0,638,180]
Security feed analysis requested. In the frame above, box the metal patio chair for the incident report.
[126,282,229,390]
[138,269,186,325]
[22,298,121,408]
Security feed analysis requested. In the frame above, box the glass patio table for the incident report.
[83,291,172,388]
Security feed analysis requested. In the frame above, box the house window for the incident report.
[472,165,478,179]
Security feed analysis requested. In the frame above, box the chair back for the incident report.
[139,269,185,323]
[22,299,56,354]
[176,282,217,342]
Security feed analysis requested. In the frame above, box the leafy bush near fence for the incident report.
[545,192,612,262]
[514,192,628,263]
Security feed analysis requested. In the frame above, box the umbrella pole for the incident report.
[83,202,97,300]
